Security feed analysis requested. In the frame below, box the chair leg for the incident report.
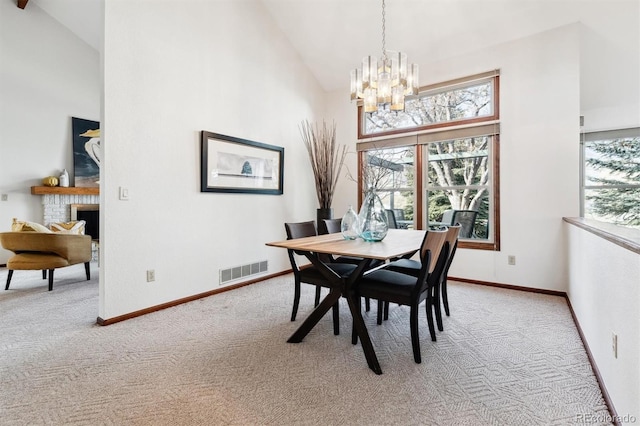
[442,278,450,316]
[332,301,340,336]
[425,297,437,342]
[384,301,389,321]
[376,301,383,325]
[42,270,47,279]
[410,305,421,363]
[48,269,54,291]
[365,297,370,312]
[291,279,301,321]
[84,262,91,280]
[5,270,13,290]
[433,282,444,332]
[314,286,321,307]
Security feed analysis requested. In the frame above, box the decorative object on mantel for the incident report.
[349,0,419,114]
[72,117,101,188]
[59,169,69,187]
[299,120,347,225]
[42,176,59,187]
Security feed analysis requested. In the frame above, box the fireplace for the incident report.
[32,187,100,262]
[71,204,99,240]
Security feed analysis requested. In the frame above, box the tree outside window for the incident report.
[583,131,640,229]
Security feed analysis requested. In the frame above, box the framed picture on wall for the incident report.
[72,117,101,187]
[200,131,284,195]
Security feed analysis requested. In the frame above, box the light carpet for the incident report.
[0,264,612,425]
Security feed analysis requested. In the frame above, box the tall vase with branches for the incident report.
[300,120,347,225]
[345,147,399,241]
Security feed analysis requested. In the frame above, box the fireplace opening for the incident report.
[71,204,99,241]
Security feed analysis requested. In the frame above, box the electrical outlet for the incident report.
[508,255,516,266]
[146,269,155,282]
[612,333,618,358]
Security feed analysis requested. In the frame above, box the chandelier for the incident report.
[350,0,419,113]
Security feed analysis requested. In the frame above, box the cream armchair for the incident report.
[0,232,92,291]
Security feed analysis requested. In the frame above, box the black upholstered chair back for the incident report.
[319,218,342,235]
[385,209,398,229]
[451,210,478,238]
[284,221,317,255]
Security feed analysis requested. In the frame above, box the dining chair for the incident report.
[385,209,398,229]
[284,221,358,335]
[353,228,449,363]
[383,225,461,330]
[318,218,341,235]
[451,210,478,238]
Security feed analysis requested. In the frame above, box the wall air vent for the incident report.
[219,260,268,285]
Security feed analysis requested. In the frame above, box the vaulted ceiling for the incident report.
[18,0,639,112]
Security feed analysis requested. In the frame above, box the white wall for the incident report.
[0,0,100,264]
[579,0,639,132]
[567,224,640,419]
[100,0,324,319]
[329,24,581,292]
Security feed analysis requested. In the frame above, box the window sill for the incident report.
[563,217,640,255]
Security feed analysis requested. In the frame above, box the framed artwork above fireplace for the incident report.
[72,117,101,187]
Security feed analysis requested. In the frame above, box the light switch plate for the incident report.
[119,187,130,200]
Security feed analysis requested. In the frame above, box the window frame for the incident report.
[356,71,501,251]
[357,71,500,140]
[580,127,640,228]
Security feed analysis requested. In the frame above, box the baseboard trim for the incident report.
[451,276,619,424]
[96,269,292,326]
[564,296,620,425]
[449,276,566,297]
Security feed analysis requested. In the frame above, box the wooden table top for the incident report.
[266,229,426,261]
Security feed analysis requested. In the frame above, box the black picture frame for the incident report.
[72,117,100,187]
[200,131,284,195]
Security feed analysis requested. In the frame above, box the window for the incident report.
[423,131,498,248]
[581,127,640,229]
[357,71,500,250]
[359,71,498,138]
[361,147,415,228]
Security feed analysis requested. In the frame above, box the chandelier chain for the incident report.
[381,0,386,60]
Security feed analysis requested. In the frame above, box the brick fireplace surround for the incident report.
[31,186,99,226]
[31,186,100,260]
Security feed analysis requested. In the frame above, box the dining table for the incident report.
[266,228,427,374]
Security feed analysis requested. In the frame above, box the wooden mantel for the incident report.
[31,186,99,195]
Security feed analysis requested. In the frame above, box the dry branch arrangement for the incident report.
[299,120,347,210]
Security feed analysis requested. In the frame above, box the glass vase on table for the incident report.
[341,205,360,240]
[358,188,388,242]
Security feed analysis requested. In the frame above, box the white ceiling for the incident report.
[28,0,639,110]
